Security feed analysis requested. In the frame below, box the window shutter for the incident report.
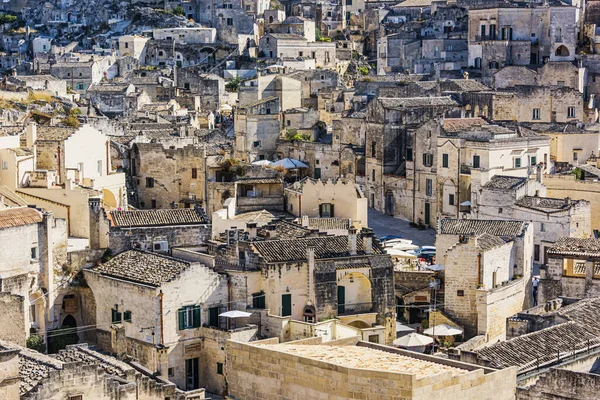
[193,306,201,328]
[318,204,323,217]
[111,309,116,323]
[178,308,185,330]
[330,204,334,218]
[116,311,122,323]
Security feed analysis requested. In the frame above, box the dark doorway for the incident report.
[186,357,200,389]
[337,286,346,314]
[47,314,79,354]
[424,203,431,225]
[282,294,292,317]
[385,191,394,216]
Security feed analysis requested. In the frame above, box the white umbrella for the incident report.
[393,333,434,347]
[220,104,233,111]
[219,310,252,318]
[251,160,272,166]
[424,324,463,336]
[392,243,419,251]
[424,264,445,271]
[272,158,309,169]
[386,248,418,259]
[459,201,471,206]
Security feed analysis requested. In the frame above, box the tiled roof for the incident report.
[475,321,600,372]
[438,219,528,237]
[443,118,487,133]
[251,234,382,263]
[482,175,527,190]
[547,237,600,258]
[441,79,490,92]
[476,233,507,251]
[0,207,43,229]
[555,297,600,335]
[515,196,584,212]
[89,250,191,286]
[378,96,458,109]
[308,218,351,231]
[236,177,283,184]
[35,126,77,141]
[579,164,600,177]
[108,208,207,227]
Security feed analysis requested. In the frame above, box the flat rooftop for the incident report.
[256,344,469,378]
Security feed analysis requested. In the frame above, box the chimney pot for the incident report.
[348,227,357,255]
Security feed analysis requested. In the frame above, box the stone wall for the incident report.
[225,339,518,400]
[0,293,26,345]
[516,368,600,400]
[108,224,211,254]
[476,278,528,341]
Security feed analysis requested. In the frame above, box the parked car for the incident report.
[379,235,403,242]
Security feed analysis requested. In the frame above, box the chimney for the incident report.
[362,230,373,255]
[26,122,37,148]
[536,164,543,184]
[247,222,257,240]
[301,214,309,227]
[348,227,357,255]
[307,246,316,304]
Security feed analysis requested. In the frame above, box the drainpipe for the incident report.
[159,290,164,345]
[412,129,417,223]
[227,277,232,311]
[477,253,482,287]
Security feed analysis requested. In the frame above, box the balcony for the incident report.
[460,164,471,175]
[337,302,374,316]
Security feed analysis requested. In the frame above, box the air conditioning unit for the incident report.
[153,240,169,253]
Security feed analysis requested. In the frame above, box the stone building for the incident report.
[477,176,591,265]
[237,74,302,112]
[258,33,336,69]
[152,27,216,44]
[0,207,66,346]
[377,32,421,74]
[539,237,600,302]
[0,342,206,399]
[87,83,151,118]
[234,96,282,161]
[493,61,581,90]
[84,250,237,394]
[49,55,116,92]
[5,74,67,97]
[436,219,534,340]
[226,338,517,400]
[175,68,224,112]
[218,226,397,344]
[468,4,579,84]
[284,177,368,227]
[94,207,210,253]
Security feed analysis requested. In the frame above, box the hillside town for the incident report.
[3,0,600,399]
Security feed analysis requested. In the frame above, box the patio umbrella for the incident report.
[272,158,309,169]
[423,324,463,336]
[392,242,419,251]
[251,159,273,166]
[393,333,434,347]
[459,200,471,206]
[219,310,252,318]
[386,248,417,259]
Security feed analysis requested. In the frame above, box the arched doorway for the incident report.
[385,190,394,216]
[555,45,569,57]
[337,272,372,315]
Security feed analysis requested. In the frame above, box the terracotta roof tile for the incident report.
[109,208,207,227]
[90,250,191,286]
[438,218,528,237]
[547,237,600,258]
[0,207,43,229]
[483,175,527,190]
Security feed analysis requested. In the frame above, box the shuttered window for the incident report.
[178,305,201,330]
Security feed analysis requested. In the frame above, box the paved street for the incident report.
[368,209,436,246]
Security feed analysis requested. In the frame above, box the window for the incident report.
[76,83,85,90]
[426,179,433,196]
[97,160,103,175]
[473,155,480,168]
[442,153,449,168]
[422,153,433,167]
[371,141,376,157]
[457,290,464,297]
[371,169,375,181]
[191,168,198,179]
[540,222,545,232]
[534,244,540,262]
[124,310,132,323]
[346,0,352,4]
[574,152,579,161]
[557,80,564,87]
[449,194,455,206]
[227,18,233,25]
[530,156,537,166]
[1,160,7,169]
[287,120,291,126]
[514,158,521,168]
[568,107,576,118]
[532,108,541,120]
[217,362,224,375]
[151,199,157,208]
[298,51,303,57]
[253,140,261,148]
[498,207,503,214]
[111,308,122,323]
[69,396,83,400]
[30,247,37,260]
[179,305,201,330]
[406,147,413,161]
[146,177,154,188]
[252,292,265,309]
[319,203,334,217]
[368,335,379,343]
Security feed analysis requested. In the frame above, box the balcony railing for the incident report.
[338,302,374,315]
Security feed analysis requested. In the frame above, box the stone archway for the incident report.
[555,45,569,57]
[337,272,372,314]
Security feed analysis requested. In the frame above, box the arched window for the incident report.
[555,45,569,57]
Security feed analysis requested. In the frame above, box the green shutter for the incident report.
[111,309,117,323]
[178,308,186,330]
[193,306,201,328]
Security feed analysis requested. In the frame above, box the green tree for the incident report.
[172,5,185,16]
[26,334,46,353]
[225,76,241,92]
